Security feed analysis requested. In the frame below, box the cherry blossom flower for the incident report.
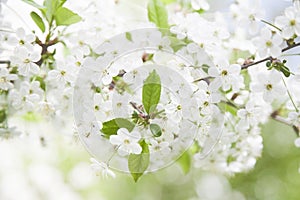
[191,0,210,11]
[109,128,142,156]
[275,6,300,39]
[90,158,116,178]
[8,82,41,111]
[10,47,40,76]
[7,27,35,50]
[0,67,18,90]
[208,60,244,92]
[251,70,285,102]
[253,28,283,58]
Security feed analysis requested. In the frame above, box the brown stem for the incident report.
[241,56,273,70]
[271,110,299,136]
[242,42,300,70]
[282,42,300,52]
[0,60,11,66]
[35,37,59,66]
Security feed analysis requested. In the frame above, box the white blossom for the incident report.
[251,70,285,102]
[90,158,116,179]
[10,46,40,76]
[253,28,283,58]
[109,128,142,156]
[0,67,18,90]
[275,6,300,39]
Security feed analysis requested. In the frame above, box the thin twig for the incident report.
[271,110,299,136]
[242,42,300,70]
[282,42,300,52]
[0,60,11,65]
[241,57,273,70]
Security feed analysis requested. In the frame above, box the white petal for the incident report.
[30,63,40,74]
[294,138,300,148]
[270,46,281,58]
[275,16,289,27]
[109,135,123,145]
[129,143,142,154]
[16,28,25,38]
[282,27,294,39]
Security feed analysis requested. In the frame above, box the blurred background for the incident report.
[1,120,299,200]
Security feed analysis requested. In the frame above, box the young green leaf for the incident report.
[21,0,44,9]
[142,70,161,114]
[43,0,59,22]
[218,101,237,116]
[0,109,7,124]
[54,7,82,26]
[128,140,150,182]
[161,0,176,4]
[177,150,191,174]
[125,32,133,42]
[168,36,187,52]
[150,123,162,137]
[280,65,291,77]
[147,0,169,28]
[30,12,46,33]
[101,118,135,137]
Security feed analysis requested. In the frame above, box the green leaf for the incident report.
[128,140,150,182]
[21,0,44,9]
[54,7,82,26]
[177,151,191,174]
[280,65,291,77]
[43,0,59,22]
[125,32,132,42]
[30,76,46,91]
[0,109,7,124]
[101,118,135,137]
[150,123,162,137]
[142,70,161,114]
[30,12,46,33]
[147,0,169,28]
[168,36,187,52]
[42,0,67,23]
[218,101,237,116]
[161,0,176,4]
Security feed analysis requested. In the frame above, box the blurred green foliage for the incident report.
[231,120,300,200]
[65,120,300,200]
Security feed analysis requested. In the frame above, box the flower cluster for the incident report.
[1,0,300,183]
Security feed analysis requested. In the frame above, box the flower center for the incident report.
[290,19,296,26]
[24,58,30,64]
[266,41,272,47]
[19,40,25,45]
[221,70,228,76]
[61,71,66,76]
[204,101,209,107]
[0,77,6,83]
[94,105,99,111]
[124,139,130,144]
[177,105,182,110]
[76,61,81,66]
[266,84,273,90]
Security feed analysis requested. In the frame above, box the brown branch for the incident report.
[35,37,59,66]
[241,56,273,70]
[242,42,300,70]
[282,42,300,52]
[271,110,299,136]
[0,60,11,65]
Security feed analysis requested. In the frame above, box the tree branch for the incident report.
[0,60,11,65]
[271,110,299,136]
[282,42,300,52]
[242,42,300,70]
